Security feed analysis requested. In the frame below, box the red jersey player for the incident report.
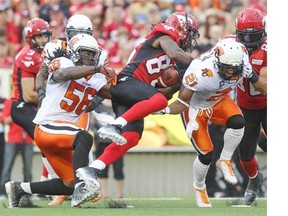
[235,8,267,205]
[10,18,51,139]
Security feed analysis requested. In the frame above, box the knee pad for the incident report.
[198,151,213,165]
[226,114,245,129]
[72,130,93,150]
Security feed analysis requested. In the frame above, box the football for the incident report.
[156,66,179,88]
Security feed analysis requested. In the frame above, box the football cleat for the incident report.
[97,124,127,145]
[71,181,99,207]
[76,167,101,191]
[216,160,237,185]
[193,186,212,207]
[5,181,28,208]
[245,172,263,205]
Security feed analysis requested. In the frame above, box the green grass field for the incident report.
[0,197,266,216]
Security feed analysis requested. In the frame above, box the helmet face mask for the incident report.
[67,34,101,66]
[65,14,93,41]
[166,12,200,52]
[236,8,265,49]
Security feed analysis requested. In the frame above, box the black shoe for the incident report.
[5,181,28,208]
[245,172,263,205]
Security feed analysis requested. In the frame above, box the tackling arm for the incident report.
[157,36,193,65]
[168,85,193,114]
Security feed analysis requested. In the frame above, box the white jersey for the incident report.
[33,57,107,125]
[182,49,248,109]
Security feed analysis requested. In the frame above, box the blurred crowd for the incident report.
[0,0,267,68]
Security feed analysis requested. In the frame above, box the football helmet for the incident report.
[236,8,266,49]
[213,39,245,82]
[41,39,67,65]
[166,12,200,52]
[67,34,101,66]
[24,18,52,52]
[65,14,93,41]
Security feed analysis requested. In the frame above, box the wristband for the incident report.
[177,98,190,107]
[249,71,259,84]
[94,65,101,73]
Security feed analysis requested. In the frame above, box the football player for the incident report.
[5,34,115,208]
[10,18,52,139]
[153,38,253,207]
[73,12,200,204]
[235,8,267,205]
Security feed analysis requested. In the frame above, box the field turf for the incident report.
[0,197,267,216]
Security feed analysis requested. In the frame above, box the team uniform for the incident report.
[237,37,267,158]
[237,38,267,201]
[110,22,180,135]
[181,48,247,154]
[33,55,107,181]
[10,45,42,138]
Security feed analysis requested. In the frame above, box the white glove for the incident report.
[242,63,253,78]
[152,107,170,115]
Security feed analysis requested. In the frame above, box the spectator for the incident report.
[0,28,14,67]
[0,99,34,197]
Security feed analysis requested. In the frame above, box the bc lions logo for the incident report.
[202,68,213,77]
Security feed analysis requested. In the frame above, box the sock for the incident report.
[240,157,258,178]
[121,93,168,123]
[111,117,127,127]
[29,178,74,195]
[193,156,210,189]
[94,131,140,167]
[220,128,244,160]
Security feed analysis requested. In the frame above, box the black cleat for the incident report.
[245,172,263,205]
[5,181,28,208]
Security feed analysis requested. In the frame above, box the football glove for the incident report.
[85,96,104,113]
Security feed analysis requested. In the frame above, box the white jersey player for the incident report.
[155,38,254,207]
[4,34,116,209]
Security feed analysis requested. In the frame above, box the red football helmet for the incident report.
[166,12,200,52]
[236,8,266,49]
[24,18,52,52]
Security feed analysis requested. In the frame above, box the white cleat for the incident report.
[97,124,127,145]
[216,160,237,185]
[193,186,212,207]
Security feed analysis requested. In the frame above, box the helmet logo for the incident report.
[215,47,224,58]
[69,36,80,50]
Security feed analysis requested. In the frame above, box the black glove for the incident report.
[175,61,191,84]
[85,96,104,112]
[37,87,46,108]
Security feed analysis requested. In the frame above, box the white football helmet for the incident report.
[213,38,245,82]
[41,39,67,65]
[65,14,93,41]
[67,34,101,66]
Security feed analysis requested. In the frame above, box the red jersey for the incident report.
[2,99,33,143]
[236,38,267,110]
[120,22,180,86]
[11,45,42,103]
